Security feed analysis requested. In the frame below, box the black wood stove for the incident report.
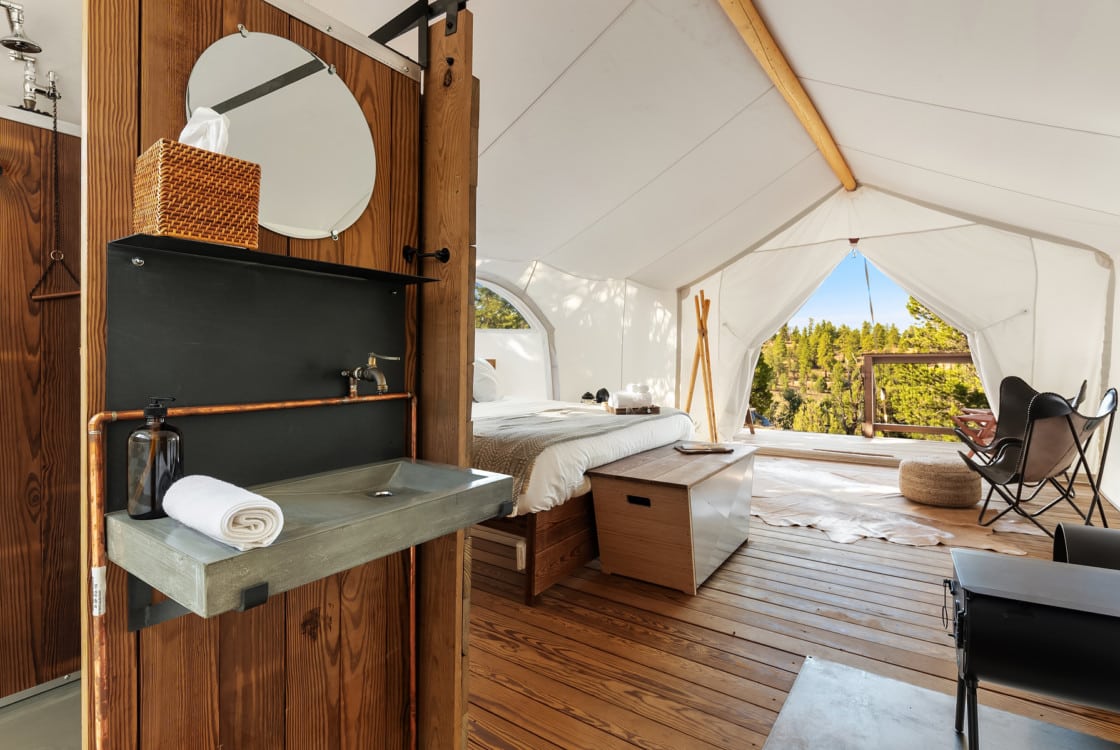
[948,535,1120,749]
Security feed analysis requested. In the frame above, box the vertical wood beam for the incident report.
[418,10,475,749]
[717,0,856,191]
[82,0,141,746]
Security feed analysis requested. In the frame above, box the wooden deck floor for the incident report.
[466,464,1120,749]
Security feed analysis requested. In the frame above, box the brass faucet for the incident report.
[342,352,399,397]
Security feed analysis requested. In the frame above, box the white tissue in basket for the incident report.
[179,107,230,154]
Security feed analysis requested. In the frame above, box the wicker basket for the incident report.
[133,139,261,249]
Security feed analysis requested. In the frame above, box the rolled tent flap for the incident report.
[702,242,850,440]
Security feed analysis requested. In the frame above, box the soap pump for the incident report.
[126,396,183,519]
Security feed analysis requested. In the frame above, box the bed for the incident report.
[470,362,694,602]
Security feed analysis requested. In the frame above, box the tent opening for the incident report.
[745,251,988,441]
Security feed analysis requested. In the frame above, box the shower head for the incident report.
[2,32,41,54]
[0,2,39,55]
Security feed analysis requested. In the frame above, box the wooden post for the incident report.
[418,10,475,749]
[862,354,875,437]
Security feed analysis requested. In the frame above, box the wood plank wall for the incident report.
[0,118,81,699]
[81,1,454,746]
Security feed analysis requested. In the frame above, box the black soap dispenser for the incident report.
[126,396,183,519]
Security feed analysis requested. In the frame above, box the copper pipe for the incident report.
[405,394,418,750]
[408,546,418,750]
[87,391,415,750]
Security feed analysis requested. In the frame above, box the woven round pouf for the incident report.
[898,456,981,507]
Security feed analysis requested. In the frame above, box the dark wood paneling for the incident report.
[37,130,82,682]
[139,0,223,148]
[284,558,410,750]
[337,558,407,749]
[285,575,342,749]
[217,596,286,748]
[0,119,80,699]
[0,118,45,698]
[390,71,421,408]
[138,615,220,748]
[288,20,393,269]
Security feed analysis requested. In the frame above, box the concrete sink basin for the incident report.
[106,458,513,619]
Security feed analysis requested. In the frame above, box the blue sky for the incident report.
[786,251,915,331]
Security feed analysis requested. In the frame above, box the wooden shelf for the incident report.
[107,459,512,619]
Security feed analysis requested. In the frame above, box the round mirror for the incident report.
[186,32,376,239]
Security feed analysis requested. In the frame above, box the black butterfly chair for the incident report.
[954,376,1038,460]
[955,377,1087,461]
[959,387,1117,536]
[955,377,1088,501]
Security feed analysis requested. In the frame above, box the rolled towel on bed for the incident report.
[608,390,653,409]
[163,475,284,551]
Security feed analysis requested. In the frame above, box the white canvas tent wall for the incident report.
[15,0,1120,503]
[457,0,1120,506]
[683,187,1113,442]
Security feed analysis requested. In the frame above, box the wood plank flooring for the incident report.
[467,465,1120,749]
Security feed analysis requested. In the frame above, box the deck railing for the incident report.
[860,351,974,438]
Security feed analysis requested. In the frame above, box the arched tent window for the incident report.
[474,279,556,400]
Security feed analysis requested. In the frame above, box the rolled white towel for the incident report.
[608,391,653,409]
[163,475,284,551]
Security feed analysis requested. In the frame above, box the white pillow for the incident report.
[473,358,500,402]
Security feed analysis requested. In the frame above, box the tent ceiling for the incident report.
[14,0,1120,288]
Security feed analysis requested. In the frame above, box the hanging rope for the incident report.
[863,256,876,327]
[29,93,79,302]
[849,238,875,327]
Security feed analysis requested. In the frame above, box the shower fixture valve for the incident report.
[11,55,59,110]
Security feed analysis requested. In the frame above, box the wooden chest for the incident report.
[587,443,756,594]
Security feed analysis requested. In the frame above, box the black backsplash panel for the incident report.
[104,235,420,512]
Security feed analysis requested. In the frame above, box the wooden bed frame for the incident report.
[474,358,601,603]
[479,492,599,604]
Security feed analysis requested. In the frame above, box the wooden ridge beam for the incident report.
[717,0,857,191]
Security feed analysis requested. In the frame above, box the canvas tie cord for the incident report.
[28,93,79,302]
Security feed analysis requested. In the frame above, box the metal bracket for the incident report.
[126,574,191,632]
[126,574,270,631]
[239,582,269,611]
[403,245,450,264]
[369,0,467,70]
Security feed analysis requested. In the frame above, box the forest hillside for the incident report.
[751,298,988,438]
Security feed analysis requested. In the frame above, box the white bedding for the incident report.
[472,398,694,515]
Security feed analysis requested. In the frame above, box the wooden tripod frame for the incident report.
[684,291,719,442]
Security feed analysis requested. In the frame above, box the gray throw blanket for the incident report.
[473,406,683,499]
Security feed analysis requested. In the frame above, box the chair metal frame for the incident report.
[960,387,1116,537]
[955,377,1089,508]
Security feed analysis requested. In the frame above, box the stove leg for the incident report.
[965,677,980,749]
[955,676,966,732]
